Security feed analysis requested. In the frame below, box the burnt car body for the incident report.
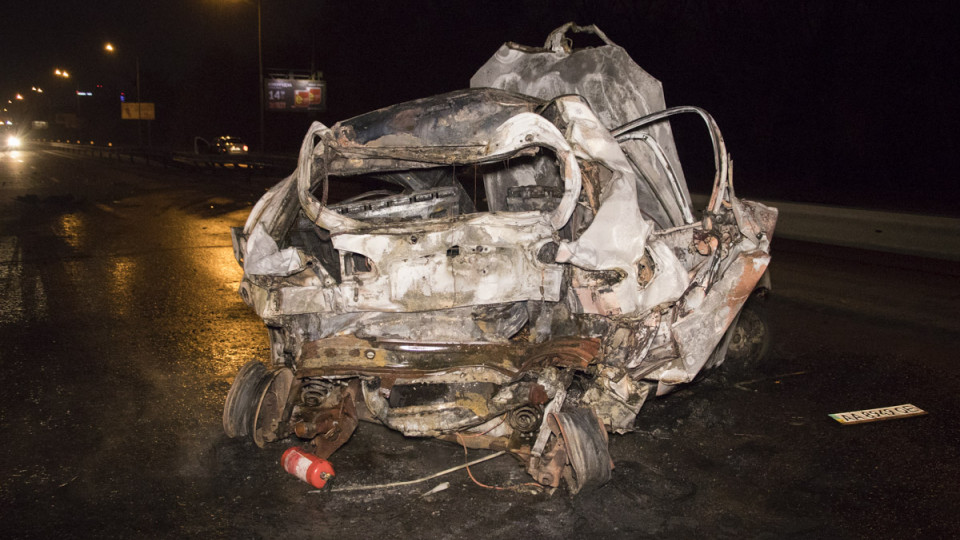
[223,24,777,493]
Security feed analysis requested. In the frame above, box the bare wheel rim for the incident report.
[223,361,268,438]
[551,408,612,494]
[251,367,294,448]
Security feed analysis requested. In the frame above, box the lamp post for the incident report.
[229,0,265,151]
[257,0,264,152]
[104,43,143,147]
[54,68,80,137]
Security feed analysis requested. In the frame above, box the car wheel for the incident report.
[550,408,613,494]
[251,367,294,448]
[223,360,268,438]
[725,292,771,366]
[701,291,772,376]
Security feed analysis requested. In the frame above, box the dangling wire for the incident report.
[455,432,543,492]
[321,450,507,493]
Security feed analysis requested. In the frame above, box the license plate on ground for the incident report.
[829,404,927,425]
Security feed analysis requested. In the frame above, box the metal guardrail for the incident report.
[691,194,960,262]
[40,141,296,177]
[31,142,960,261]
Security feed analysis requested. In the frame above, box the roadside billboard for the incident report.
[121,102,155,120]
[265,79,326,112]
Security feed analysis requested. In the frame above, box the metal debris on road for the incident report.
[421,482,450,497]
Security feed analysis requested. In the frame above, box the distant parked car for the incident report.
[211,136,248,155]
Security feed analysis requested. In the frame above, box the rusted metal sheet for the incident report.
[223,23,777,494]
[297,336,600,377]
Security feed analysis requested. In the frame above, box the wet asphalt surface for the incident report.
[1,146,958,539]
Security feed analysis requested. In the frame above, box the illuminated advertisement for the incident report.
[265,79,326,112]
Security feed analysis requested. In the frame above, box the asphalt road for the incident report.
[1,147,958,539]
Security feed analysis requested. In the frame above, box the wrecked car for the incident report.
[223,23,777,493]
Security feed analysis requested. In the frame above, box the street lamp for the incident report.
[104,42,143,146]
[54,67,82,137]
[228,0,265,151]
[257,0,264,153]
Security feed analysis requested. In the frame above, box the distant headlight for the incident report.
[6,135,20,148]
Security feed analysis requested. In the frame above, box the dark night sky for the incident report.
[3,1,959,215]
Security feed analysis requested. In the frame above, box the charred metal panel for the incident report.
[224,23,778,495]
[472,23,692,228]
[334,88,542,150]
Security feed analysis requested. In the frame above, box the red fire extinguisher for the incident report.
[281,447,335,489]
